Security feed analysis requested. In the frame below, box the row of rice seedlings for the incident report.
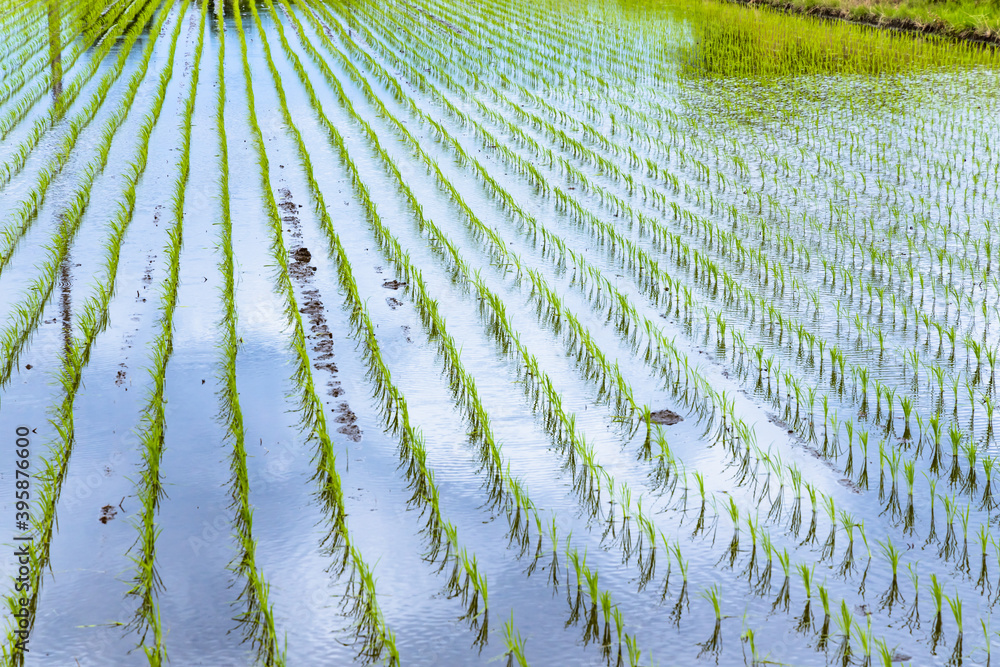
[706,284,1000,525]
[0,0,170,277]
[334,4,788,514]
[368,0,1000,656]
[456,0,1000,370]
[344,0,1000,648]
[360,1,1000,588]
[266,9,657,659]
[384,0,984,560]
[296,0,984,656]
[247,2,547,656]
[233,2,428,661]
[292,5,632,656]
[303,20,891,653]
[213,1,285,661]
[456,0,1000,640]
[300,7,660,661]
[414,209,905,661]
[406,0,986,450]
[305,0,646,429]
[480,0,994,169]
[0,0,150,142]
[340,0,964,334]
[271,0,540,543]
[0,4,175,654]
[304,0,610,556]
[295,0,642,486]
[0,0,49,45]
[584,75,996,388]
[334,4,787,550]
[0,0,93,109]
[669,77,995,248]
[0,0,176,393]
[122,0,199,663]
[322,9,679,447]
[0,0,44,41]
[0,0,150,136]
[9,0,100,78]
[404,17,1000,536]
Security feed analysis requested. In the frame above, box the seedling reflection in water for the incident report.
[503,611,528,667]
[948,594,964,667]
[835,601,854,666]
[904,564,921,631]
[697,584,724,659]
[877,539,905,613]
[795,564,813,633]
[931,575,946,653]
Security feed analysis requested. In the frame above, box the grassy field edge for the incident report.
[724,0,1000,45]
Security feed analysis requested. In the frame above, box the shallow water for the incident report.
[1,0,999,664]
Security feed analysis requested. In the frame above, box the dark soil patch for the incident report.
[99,505,118,524]
[649,409,683,425]
[338,424,362,442]
[335,406,357,424]
[386,297,403,309]
[838,478,864,494]
[300,300,324,317]
[289,263,316,280]
[277,184,361,443]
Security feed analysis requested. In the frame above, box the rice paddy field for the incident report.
[1,0,1000,665]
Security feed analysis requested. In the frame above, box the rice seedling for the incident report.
[877,538,904,613]
[837,512,857,577]
[0,4,187,664]
[854,612,874,667]
[931,574,946,653]
[771,547,792,613]
[696,584,723,658]
[503,611,528,667]
[794,563,813,632]
[977,525,991,594]
[816,583,832,652]
[904,563,921,631]
[940,493,960,561]
[834,600,854,666]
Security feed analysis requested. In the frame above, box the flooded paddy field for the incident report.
[1,0,999,664]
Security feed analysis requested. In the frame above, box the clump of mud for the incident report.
[278,185,361,442]
[649,409,683,425]
[99,504,118,524]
